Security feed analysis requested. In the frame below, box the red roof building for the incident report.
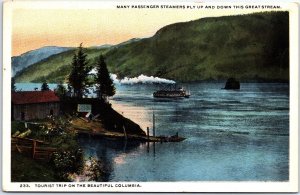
[12,91,60,121]
[12,91,60,104]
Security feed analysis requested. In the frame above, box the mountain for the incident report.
[14,11,289,83]
[91,44,113,49]
[91,38,143,49]
[114,38,143,47]
[14,47,110,82]
[12,46,72,76]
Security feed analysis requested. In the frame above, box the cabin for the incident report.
[11,91,60,121]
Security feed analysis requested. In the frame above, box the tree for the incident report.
[11,77,16,92]
[95,55,115,100]
[68,43,91,98]
[41,81,50,91]
[54,82,67,98]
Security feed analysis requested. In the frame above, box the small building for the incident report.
[12,91,60,121]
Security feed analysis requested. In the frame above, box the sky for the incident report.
[11,2,285,56]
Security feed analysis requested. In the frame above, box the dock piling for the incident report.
[153,112,155,137]
[153,142,156,157]
[147,127,150,153]
[123,125,127,140]
[147,127,150,141]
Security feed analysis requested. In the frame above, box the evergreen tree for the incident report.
[54,82,67,98]
[68,54,79,96]
[95,55,115,100]
[68,43,91,98]
[41,81,50,91]
[11,77,16,92]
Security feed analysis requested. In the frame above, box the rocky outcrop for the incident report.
[224,78,240,90]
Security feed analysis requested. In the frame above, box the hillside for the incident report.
[15,11,289,83]
[12,46,72,76]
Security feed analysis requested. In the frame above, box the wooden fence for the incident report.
[11,137,57,161]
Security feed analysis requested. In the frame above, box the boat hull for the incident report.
[153,86,191,98]
[153,94,190,98]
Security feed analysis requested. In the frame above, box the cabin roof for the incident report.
[12,91,60,105]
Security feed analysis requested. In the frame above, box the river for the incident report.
[16,82,289,181]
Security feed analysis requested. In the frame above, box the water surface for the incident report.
[82,83,289,181]
[16,82,289,181]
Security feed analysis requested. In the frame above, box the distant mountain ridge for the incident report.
[12,46,73,76]
[12,39,144,77]
[14,11,289,83]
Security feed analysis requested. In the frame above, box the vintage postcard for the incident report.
[2,0,299,192]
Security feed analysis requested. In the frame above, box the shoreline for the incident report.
[110,99,152,134]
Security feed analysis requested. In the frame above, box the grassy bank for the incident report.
[11,99,146,182]
[11,152,59,182]
[11,117,83,182]
[60,97,146,136]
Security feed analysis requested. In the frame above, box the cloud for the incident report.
[112,74,175,85]
[89,69,175,84]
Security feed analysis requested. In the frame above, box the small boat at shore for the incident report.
[153,85,190,98]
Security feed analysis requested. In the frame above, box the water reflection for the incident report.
[110,100,153,133]
[78,135,155,181]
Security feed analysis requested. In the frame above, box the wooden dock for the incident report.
[76,129,185,142]
[72,113,186,142]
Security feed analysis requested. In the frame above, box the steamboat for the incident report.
[153,85,190,98]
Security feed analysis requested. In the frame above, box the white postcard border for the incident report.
[2,1,299,192]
